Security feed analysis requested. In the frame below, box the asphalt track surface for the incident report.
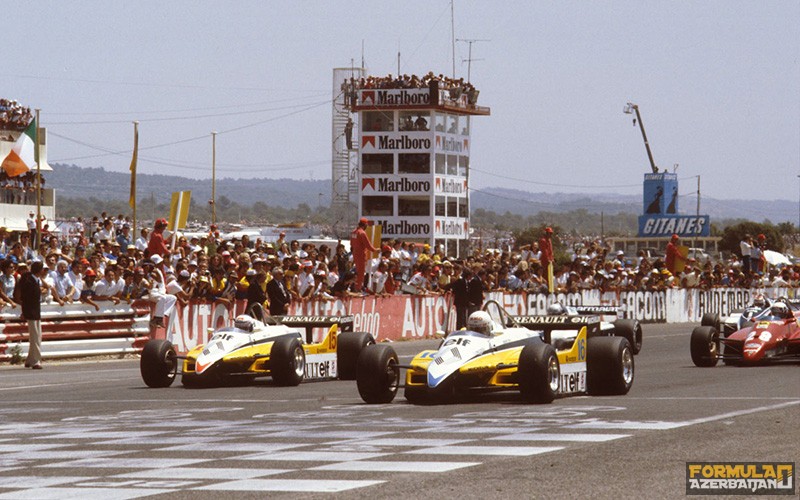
[0,323,797,500]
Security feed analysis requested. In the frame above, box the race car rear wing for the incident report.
[274,315,354,343]
[510,315,602,344]
[573,305,619,316]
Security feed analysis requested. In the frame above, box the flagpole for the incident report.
[35,108,41,253]
[211,131,217,225]
[130,121,139,234]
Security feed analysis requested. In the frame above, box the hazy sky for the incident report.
[4,1,798,204]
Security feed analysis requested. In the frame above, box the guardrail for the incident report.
[0,300,151,362]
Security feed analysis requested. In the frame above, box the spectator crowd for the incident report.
[343,71,480,107]
[0,213,796,321]
[0,99,33,137]
[0,171,45,204]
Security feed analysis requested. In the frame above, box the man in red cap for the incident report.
[665,234,685,276]
[350,217,377,291]
[539,227,555,291]
[147,218,170,258]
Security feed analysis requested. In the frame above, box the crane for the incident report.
[623,102,659,174]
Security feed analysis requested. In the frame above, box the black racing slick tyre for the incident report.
[337,331,375,380]
[613,319,643,355]
[518,341,560,404]
[356,344,399,404]
[271,337,306,386]
[140,339,177,388]
[690,326,720,368]
[587,337,634,395]
[701,313,720,332]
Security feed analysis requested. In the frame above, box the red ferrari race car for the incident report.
[690,299,800,366]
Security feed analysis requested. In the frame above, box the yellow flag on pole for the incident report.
[128,123,138,209]
[168,191,191,231]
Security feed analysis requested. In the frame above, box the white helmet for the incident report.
[467,311,493,335]
[547,303,566,315]
[753,294,766,308]
[770,303,790,318]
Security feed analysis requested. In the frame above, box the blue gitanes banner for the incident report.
[642,172,679,215]
[638,215,710,237]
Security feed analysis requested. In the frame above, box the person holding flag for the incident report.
[539,227,555,292]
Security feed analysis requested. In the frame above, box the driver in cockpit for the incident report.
[467,311,494,336]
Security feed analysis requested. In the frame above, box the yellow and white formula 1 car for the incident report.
[356,301,634,404]
[140,314,374,388]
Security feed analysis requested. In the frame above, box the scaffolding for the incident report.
[331,67,364,237]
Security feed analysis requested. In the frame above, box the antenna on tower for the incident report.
[456,38,490,82]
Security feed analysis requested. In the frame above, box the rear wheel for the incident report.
[613,319,643,355]
[518,341,559,404]
[587,337,634,395]
[271,338,306,386]
[356,344,399,404]
[337,332,375,380]
[690,326,719,367]
[140,339,177,388]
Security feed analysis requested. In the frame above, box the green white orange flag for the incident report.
[1,119,37,177]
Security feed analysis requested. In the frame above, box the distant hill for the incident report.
[47,164,795,224]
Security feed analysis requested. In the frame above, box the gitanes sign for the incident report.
[638,215,710,237]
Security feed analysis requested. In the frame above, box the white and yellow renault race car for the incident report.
[140,314,374,388]
[356,301,634,404]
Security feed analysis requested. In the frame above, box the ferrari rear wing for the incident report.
[274,315,354,343]
[511,315,602,343]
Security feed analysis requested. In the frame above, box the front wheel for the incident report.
[356,344,399,404]
[518,341,559,404]
[140,339,177,388]
[271,337,306,386]
[690,326,719,367]
[587,337,634,395]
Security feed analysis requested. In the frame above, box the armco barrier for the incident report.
[0,300,151,362]
[3,287,793,362]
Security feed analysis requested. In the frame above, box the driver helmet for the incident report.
[234,314,256,332]
[770,303,789,318]
[467,311,493,335]
[753,294,766,308]
[547,303,566,315]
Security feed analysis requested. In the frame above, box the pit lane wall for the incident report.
[1,287,793,360]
